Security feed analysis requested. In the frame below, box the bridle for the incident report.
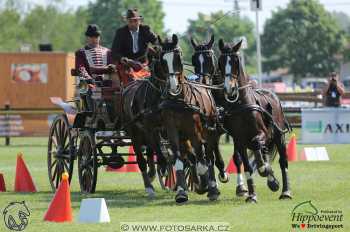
[192,49,217,85]
[152,46,184,97]
[221,52,251,103]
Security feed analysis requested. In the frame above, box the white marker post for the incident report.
[250,0,262,87]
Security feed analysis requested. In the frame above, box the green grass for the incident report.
[0,135,349,232]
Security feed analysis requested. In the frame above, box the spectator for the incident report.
[322,72,345,107]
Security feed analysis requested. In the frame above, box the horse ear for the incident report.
[208,34,214,48]
[157,35,163,45]
[172,34,178,45]
[218,39,225,52]
[232,39,243,53]
[190,37,197,48]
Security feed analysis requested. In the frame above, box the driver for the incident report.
[111,8,158,85]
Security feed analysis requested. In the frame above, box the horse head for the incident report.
[190,34,216,85]
[156,34,184,96]
[218,38,247,103]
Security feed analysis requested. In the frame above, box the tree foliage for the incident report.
[0,0,88,52]
[183,11,256,73]
[262,0,346,79]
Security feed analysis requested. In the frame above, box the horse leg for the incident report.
[192,140,209,194]
[205,141,220,201]
[133,139,155,198]
[153,139,168,177]
[146,146,156,183]
[265,144,280,193]
[214,136,229,183]
[239,147,257,203]
[275,133,292,200]
[251,133,272,177]
[167,126,188,204]
[233,148,248,197]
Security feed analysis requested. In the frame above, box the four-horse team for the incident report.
[72,8,292,205]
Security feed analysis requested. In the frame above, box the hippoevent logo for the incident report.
[291,201,344,230]
[2,201,30,231]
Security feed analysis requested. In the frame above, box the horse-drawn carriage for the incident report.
[47,34,293,204]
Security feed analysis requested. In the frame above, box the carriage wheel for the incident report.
[157,164,176,191]
[48,114,75,192]
[78,131,98,193]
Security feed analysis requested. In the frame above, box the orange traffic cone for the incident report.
[14,153,37,192]
[44,172,72,222]
[0,173,6,192]
[287,134,298,162]
[126,146,140,172]
[226,158,238,174]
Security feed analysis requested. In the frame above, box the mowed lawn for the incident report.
[0,134,349,232]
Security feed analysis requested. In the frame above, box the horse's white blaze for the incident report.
[199,53,204,74]
[164,52,175,73]
[224,56,232,93]
[175,159,184,171]
[225,56,231,76]
[164,52,178,91]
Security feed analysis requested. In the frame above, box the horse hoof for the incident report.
[267,178,280,192]
[245,195,257,203]
[279,191,293,200]
[236,184,248,197]
[175,190,188,205]
[218,172,230,183]
[207,187,220,201]
[145,187,155,198]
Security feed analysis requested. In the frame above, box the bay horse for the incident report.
[156,34,220,204]
[217,38,292,202]
[121,53,170,198]
[190,35,249,196]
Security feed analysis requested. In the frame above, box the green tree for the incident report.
[0,8,25,51]
[262,0,346,80]
[88,0,165,48]
[22,4,88,52]
[184,11,256,73]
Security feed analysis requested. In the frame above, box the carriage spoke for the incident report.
[57,120,64,145]
[52,163,58,182]
[55,163,61,188]
[50,159,58,170]
[53,123,60,145]
[51,136,58,149]
[61,123,68,147]
[63,160,70,172]
[63,140,70,153]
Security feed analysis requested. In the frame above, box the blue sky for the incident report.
[28,0,350,33]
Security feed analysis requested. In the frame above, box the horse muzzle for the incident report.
[224,76,239,103]
[168,74,182,96]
